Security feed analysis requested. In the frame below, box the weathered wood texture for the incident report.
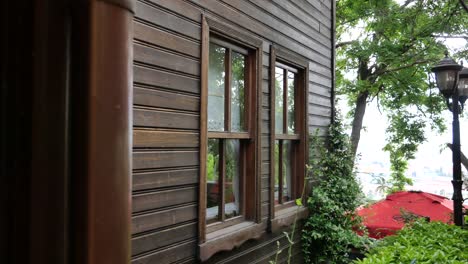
[132,0,333,263]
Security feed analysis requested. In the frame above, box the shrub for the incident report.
[355,220,468,264]
[302,116,369,263]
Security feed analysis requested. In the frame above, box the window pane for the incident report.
[231,52,246,132]
[274,140,280,204]
[275,67,284,134]
[287,72,296,134]
[208,44,226,131]
[207,139,220,223]
[225,140,241,219]
[282,140,293,202]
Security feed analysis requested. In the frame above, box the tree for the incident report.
[336,0,468,191]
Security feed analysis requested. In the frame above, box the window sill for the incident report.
[199,221,266,261]
[270,205,308,233]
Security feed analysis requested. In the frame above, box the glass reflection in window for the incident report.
[225,140,241,218]
[231,52,246,132]
[206,139,220,223]
[287,72,295,134]
[208,44,226,131]
[275,67,284,133]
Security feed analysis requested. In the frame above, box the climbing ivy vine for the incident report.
[302,116,370,263]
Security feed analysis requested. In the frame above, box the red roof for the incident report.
[357,191,454,239]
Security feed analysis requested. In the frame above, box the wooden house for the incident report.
[2,0,335,263]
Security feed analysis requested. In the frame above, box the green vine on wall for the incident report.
[302,115,370,264]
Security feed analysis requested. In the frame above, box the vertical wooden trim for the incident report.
[281,146,284,204]
[283,69,288,134]
[84,1,133,263]
[240,142,246,216]
[303,65,310,197]
[331,0,336,124]
[269,45,276,222]
[225,49,232,132]
[199,15,209,243]
[219,140,226,221]
[255,44,263,223]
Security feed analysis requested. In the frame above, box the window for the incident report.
[269,46,308,229]
[206,40,249,225]
[199,16,263,261]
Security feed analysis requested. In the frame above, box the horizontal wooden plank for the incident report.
[221,0,331,57]
[309,61,332,78]
[269,0,320,32]
[261,190,269,202]
[261,176,269,188]
[262,79,269,93]
[133,151,198,170]
[309,104,331,118]
[261,149,268,159]
[134,22,200,58]
[249,0,329,46]
[290,0,331,30]
[133,168,199,191]
[207,132,251,139]
[133,187,197,213]
[132,240,197,264]
[308,94,331,107]
[132,204,197,234]
[190,0,330,66]
[134,129,199,148]
[143,0,202,23]
[276,134,300,140]
[308,114,331,127]
[310,73,332,87]
[261,162,270,174]
[134,87,199,112]
[132,222,197,257]
[134,44,200,76]
[261,202,269,217]
[309,82,331,97]
[134,65,199,94]
[134,108,199,130]
[261,121,269,133]
[261,109,269,121]
[136,1,200,40]
[308,125,329,137]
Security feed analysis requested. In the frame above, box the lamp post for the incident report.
[431,52,467,226]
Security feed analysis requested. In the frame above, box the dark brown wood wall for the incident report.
[131,0,334,263]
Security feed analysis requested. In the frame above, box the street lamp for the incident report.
[431,51,467,226]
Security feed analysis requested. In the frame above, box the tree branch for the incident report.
[432,34,468,40]
[376,59,432,76]
[335,40,358,49]
[460,0,468,13]
[447,143,468,172]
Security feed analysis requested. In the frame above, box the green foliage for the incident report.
[336,0,468,182]
[302,116,370,263]
[207,153,216,181]
[355,220,468,264]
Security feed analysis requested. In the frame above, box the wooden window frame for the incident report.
[269,45,309,232]
[199,15,263,261]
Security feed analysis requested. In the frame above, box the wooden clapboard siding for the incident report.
[132,222,197,256]
[133,65,200,94]
[132,0,334,263]
[133,44,200,76]
[132,204,197,234]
